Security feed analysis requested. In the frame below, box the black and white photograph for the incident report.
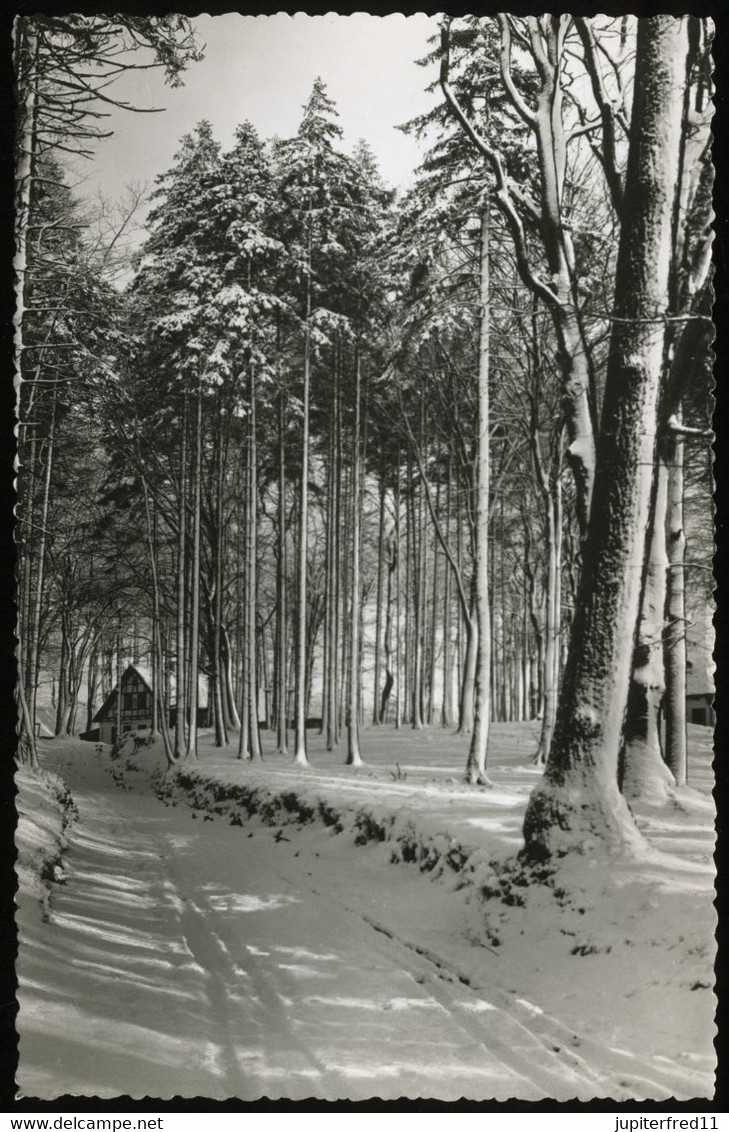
[12,11,716,1105]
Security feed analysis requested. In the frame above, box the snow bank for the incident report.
[91,731,717,1094]
[16,764,78,923]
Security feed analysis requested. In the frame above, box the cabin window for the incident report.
[691,707,707,725]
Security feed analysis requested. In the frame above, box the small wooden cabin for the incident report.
[93,664,154,745]
[685,613,715,727]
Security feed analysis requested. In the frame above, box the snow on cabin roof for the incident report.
[92,662,210,722]
[92,664,154,723]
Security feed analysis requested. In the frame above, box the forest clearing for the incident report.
[16,724,716,1101]
[13,12,715,1106]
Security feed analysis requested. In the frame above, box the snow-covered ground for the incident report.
[16,724,716,1101]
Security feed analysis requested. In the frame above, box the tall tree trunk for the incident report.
[86,636,99,734]
[143,492,173,762]
[247,366,262,761]
[442,456,454,726]
[222,626,241,732]
[238,453,250,760]
[427,479,440,724]
[458,583,478,736]
[404,452,413,726]
[411,399,426,730]
[212,394,228,747]
[55,625,69,737]
[320,410,332,739]
[381,529,396,724]
[347,346,363,765]
[185,384,203,761]
[394,457,402,729]
[338,459,350,736]
[372,471,386,724]
[27,381,58,733]
[327,355,342,748]
[115,618,123,746]
[174,392,188,759]
[523,16,689,859]
[466,203,492,785]
[535,487,560,764]
[294,225,312,767]
[664,421,687,785]
[14,28,40,713]
[17,655,38,768]
[276,391,288,754]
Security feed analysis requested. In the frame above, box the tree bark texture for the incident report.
[523,17,689,859]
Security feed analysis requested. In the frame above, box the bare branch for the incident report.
[439,18,560,310]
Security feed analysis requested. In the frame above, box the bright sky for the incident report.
[76,13,440,208]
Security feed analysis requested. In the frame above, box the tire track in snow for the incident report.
[271,864,695,1102]
[273,871,597,1100]
[158,851,355,1100]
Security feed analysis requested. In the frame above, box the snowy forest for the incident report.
[14,13,716,1104]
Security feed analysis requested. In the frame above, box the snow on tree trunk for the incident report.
[522,16,689,860]
[466,204,492,786]
[621,454,676,803]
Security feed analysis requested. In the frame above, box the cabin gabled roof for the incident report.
[92,664,153,724]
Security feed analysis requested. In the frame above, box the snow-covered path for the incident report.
[17,744,709,1102]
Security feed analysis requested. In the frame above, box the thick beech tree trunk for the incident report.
[523,17,689,860]
[465,204,492,786]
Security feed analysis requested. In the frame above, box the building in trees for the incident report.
[92,665,154,745]
[685,612,715,727]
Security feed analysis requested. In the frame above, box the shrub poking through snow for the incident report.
[16,766,78,922]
